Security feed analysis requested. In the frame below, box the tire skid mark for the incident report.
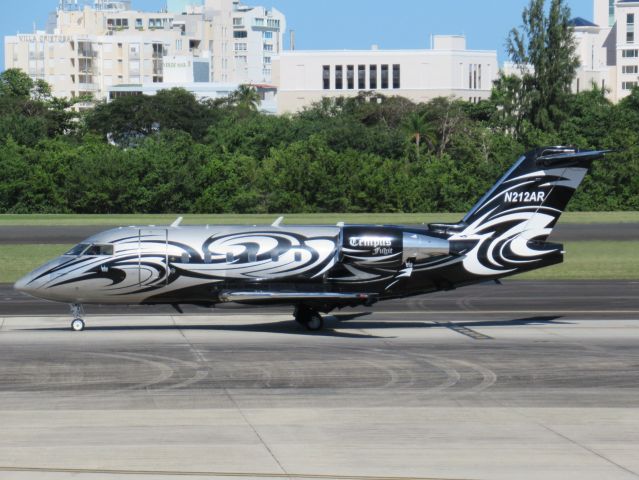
[123,352,207,392]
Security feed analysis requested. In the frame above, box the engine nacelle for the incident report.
[341,227,450,268]
[402,232,450,263]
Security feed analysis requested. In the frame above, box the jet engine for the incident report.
[340,227,450,268]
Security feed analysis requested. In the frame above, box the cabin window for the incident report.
[294,251,302,262]
[226,252,234,263]
[271,252,279,262]
[204,251,212,264]
[248,252,257,263]
[181,252,190,264]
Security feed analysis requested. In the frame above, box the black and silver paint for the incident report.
[14,147,610,330]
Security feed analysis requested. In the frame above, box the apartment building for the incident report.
[3,0,285,100]
[572,0,639,101]
[273,35,498,114]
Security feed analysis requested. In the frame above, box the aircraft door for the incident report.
[138,229,169,287]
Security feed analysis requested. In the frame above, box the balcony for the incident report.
[78,83,98,91]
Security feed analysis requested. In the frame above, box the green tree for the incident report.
[401,111,434,159]
[229,84,261,113]
[0,69,34,98]
[506,0,579,132]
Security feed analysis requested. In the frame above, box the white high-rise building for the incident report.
[3,0,285,100]
[572,0,639,101]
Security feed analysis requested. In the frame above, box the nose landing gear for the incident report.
[69,304,85,332]
[71,318,85,332]
[294,306,324,332]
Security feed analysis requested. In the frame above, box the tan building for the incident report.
[4,0,285,101]
[273,36,498,114]
[571,0,639,102]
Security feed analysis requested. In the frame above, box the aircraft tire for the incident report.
[71,318,85,332]
[304,312,324,332]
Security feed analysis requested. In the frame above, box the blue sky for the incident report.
[1,0,593,71]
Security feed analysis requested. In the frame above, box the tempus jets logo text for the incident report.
[349,237,393,248]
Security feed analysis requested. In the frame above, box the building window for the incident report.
[358,65,365,89]
[233,18,243,26]
[381,64,389,89]
[264,43,273,51]
[623,65,639,74]
[255,18,264,26]
[108,18,129,30]
[135,18,143,29]
[264,56,271,64]
[369,65,377,89]
[233,31,248,38]
[622,81,637,90]
[347,65,354,89]
[323,65,330,90]
[152,43,164,83]
[335,65,343,89]
[609,0,615,27]
[392,64,400,89]
[628,14,635,43]
[622,49,639,57]
[267,19,280,28]
[235,43,247,51]
[264,31,273,39]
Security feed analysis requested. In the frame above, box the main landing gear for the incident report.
[294,306,324,332]
[70,304,85,332]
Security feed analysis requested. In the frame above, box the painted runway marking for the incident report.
[428,321,493,340]
[0,466,471,480]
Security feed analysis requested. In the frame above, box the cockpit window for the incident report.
[84,244,114,256]
[64,243,114,257]
[65,244,90,256]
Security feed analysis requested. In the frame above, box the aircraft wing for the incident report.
[219,291,377,306]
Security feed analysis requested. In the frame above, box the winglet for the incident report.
[171,216,184,228]
[272,216,284,227]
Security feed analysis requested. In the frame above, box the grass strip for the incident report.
[514,241,639,281]
[2,241,638,284]
[0,244,72,284]
[0,212,638,226]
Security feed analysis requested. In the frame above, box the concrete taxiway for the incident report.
[0,281,639,479]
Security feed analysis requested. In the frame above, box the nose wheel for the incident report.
[69,304,86,332]
[294,306,324,332]
[71,318,85,332]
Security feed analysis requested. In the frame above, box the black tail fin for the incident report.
[439,147,609,277]
[461,147,608,237]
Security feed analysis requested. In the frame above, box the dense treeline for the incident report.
[0,0,638,214]
[1,79,638,214]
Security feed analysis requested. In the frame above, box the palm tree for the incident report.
[231,84,261,112]
[402,111,434,159]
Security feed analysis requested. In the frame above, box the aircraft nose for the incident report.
[14,273,35,294]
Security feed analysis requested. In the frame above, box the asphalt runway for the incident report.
[1,222,638,244]
[1,281,639,479]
